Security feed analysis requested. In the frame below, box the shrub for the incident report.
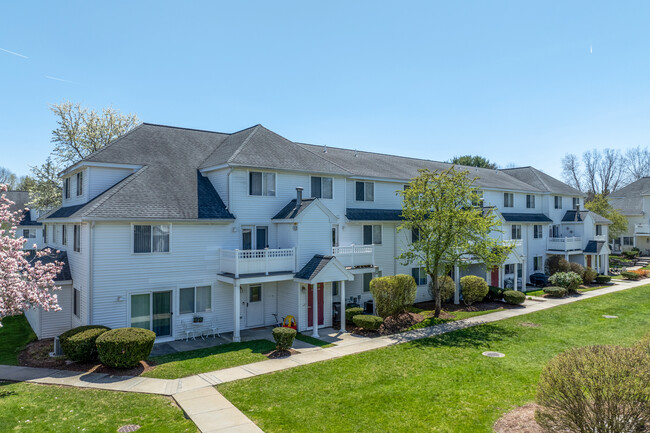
[536,345,650,433]
[635,332,650,356]
[271,327,296,351]
[568,262,585,280]
[428,275,455,303]
[59,325,110,362]
[353,315,383,331]
[629,269,650,277]
[486,285,505,301]
[502,290,525,305]
[96,327,155,368]
[622,249,639,259]
[543,286,567,298]
[621,271,641,281]
[595,275,611,284]
[548,271,583,293]
[460,275,488,306]
[345,307,364,324]
[370,274,417,319]
[582,267,597,284]
[544,255,570,276]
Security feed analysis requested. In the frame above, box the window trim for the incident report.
[526,194,535,209]
[179,285,212,315]
[76,172,83,196]
[62,224,67,245]
[504,192,514,208]
[596,225,603,236]
[132,223,172,254]
[64,177,71,199]
[310,176,333,199]
[248,170,276,197]
[572,197,580,210]
[411,267,427,286]
[534,256,543,272]
[73,288,80,318]
[355,181,375,202]
[511,224,522,240]
[554,196,562,209]
[362,224,382,245]
[362,273,373,292]
[73,224,81,252]
[533,224,543,239]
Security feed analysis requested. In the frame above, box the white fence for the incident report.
[220,248,296,277]
[332,245,375,268]
[547,236,582,251]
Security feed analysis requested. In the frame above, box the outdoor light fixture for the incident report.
[117,296,124,302]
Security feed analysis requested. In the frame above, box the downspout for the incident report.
[88,221,95,324]
[226,168,232,210]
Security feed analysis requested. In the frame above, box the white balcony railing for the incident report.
[547,236,582,252]
[594,235,607,242]
[332,245,375,268]
[635,224,650,235]
[219,248,296,277]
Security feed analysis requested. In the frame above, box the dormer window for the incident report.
[76,172,83,196]
[311,176,333,199]
[596,225,603,236]
[249,172,275,196]
[356,181,374,201]
[64,178,71,199]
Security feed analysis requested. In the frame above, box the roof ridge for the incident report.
[140,122,231,135]
[294,143,353,175]
[527,166,552,191]
[68,123,146,170]
[227,125,261,164]
[78,166,148,217]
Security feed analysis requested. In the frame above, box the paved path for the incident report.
[0,279,645,433]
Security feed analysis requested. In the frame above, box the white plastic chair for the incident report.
[204,319,219,339]
[182,319,197,341]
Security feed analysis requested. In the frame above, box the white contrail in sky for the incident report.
[0,47,28,58]
[45,75,75,84]
[590,44,593,54]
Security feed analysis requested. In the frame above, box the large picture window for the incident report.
[311,176,333,199]
[355,181,374,201]
[133,225,170,253]
[249,171,275,196]
[179,286,212,314]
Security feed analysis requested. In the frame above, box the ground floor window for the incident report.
[179,286,212,315]
[73,288,80,318]
[504,264,515,275]
[22,229,36,239]
[411,267,427,285]
[131,291,172,336]
[363,273,372,292]
[623,237,634,246]
[534,256,543,272]
[332,281,339,296]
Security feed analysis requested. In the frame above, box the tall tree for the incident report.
[0,167,17,190]
[561,149,626,198]
[397,167,511,317]
[449,155,498,170]
[624,146,650,182]
[28,158,62,210]
[15,175,35,191]
[584,194,628,241]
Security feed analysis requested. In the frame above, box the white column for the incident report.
[312,284,320,338]
[514,264,519,291]
[339,280,346,333]
[521,257,527,292]
[233,281,241,342]
[454,266,460,304]
[500,265,505,288]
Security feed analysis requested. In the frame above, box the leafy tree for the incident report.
[0,184,62,326]
[15,175,35,191]
[0,167,17,190]
[28,157,62,210]
[397,167,511,317]
[585,194,628,241]
[449,155,498,169]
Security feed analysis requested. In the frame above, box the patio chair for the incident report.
[181,319,198,341]
[204,319,219,339]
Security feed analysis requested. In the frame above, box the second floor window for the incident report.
[533,224,543,239]
[411,267,427,286]
[22,229,36,239]
[42,225,47,243]
[249,172,275,196]
[76,172,83,196]
[73,224,81,252]
[363,224,382,245]
[526,194,535,208]
[472,190,484,207]
[573,197,580,209]
[133,224,170,253]
[62,225,67,245]
[534,256,543,271]
[411,228,420,243]
[504,193,514,208]
[64,178,71,199]
[311,176,333,199]
[554,196,562,209]
[355,181,374,201]
[511,224,522,240]
[596,225,603,236]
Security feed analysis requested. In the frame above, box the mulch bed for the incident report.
[493,404,543,433]
[18,338,154,377]
[350,312,426,337]
[265,348,298,359]
[413,300,515,313]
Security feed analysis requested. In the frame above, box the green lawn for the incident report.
[143,339,276,379]
[408,307,505,330]
[0,382,197,433]
[0,315,36,365]
[295,333,335,348]
[219,285,650,433]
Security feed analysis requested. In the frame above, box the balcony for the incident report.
[635,224,650,235]
[219,248,296,277]
[503,239,523,254]
[547,236,582,252]
[594,235,607,242]
[332,245,375,268]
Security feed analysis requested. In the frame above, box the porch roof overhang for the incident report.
[293,255,354,284]
[216,271,295,285]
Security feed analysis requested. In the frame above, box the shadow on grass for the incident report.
[149,339,276,366]
[0,382,17,398]
[408,323,518,351]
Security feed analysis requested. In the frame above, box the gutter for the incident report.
[89,221,95,324]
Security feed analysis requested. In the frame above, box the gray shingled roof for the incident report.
[24,250,72,281]
[500,167,583,196]
[3,191,41,226]
[501,213,553,223]
[583,240,606,254]
[294,255,333,280]
[346,208,403,221]
[272,198,316,220]
[561,210,611,224]
[609,177,650,216]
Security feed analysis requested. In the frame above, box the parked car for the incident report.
[529,273,548,287]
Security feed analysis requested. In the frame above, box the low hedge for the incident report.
[502,290,525,305]
[486,285,505,301]
[59,325,111,362]
[96,327,156,368]
[621,271,641,281]
[345,307,364,324]
[583,267,597,284]
[272,327,296,351]
[352,315,383,331]
[543,286,567,298]
[595,275,612,284]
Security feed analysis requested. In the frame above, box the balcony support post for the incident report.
[233,280,241,342]
[235,249,240,278]
[265,249,269,275]
[339,280,346,333]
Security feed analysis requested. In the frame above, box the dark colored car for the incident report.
[529,273,549,287]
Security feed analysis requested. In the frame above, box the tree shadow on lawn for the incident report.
[0,382,17,398]
[408,323,519,351]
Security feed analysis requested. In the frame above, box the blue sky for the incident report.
[1,1,649,179]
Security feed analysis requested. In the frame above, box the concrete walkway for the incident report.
[0,279,646,433]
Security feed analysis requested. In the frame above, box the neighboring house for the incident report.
[28,123,609,341]
[4,191,45,250]
[609,177,650,255]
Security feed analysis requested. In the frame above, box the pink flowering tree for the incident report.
[0,184,61,327]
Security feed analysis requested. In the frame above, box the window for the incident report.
[504,193,514,208]
[42,226,47,243]
[533,225,543,239]
[363,273,372,292]
[179,286,212,314]
[133,225,170,253]
[596,225,603,236]
[511,224,522,240]
[517,263,523,278]
[411,267,427,285]
[73,225,81,252]
[505,264,515,274]
[363,224,382,245]
[62,225,67,245]
[534,256,543,271]
[76,172,83,196]
[311,176,333,199]
[411,228,420,243]
[332,281,339,296]
[403,184,410,191]
[64,177,70,199]
[249,171,275,196]
[623,236,634,246]
[526,194,535,208]
[573,197,580,209]
[472,190,484,207]
[53,224,58,244]
[22,229,36,238]
[355,181,374,201]
[249,285,261,302]
[554,196,562,209]
[73,288,80,318]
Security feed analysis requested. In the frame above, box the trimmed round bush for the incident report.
[569,262,585,280]
[543,286,567,298]
[582,267,597,284]
[545,255,570,276]
[548,271,583,293]
[621,271,641,281]
[486,285,505,301]
[345,307,364,324]
[460,275,488,306]
[96,327,155,368]
[502,290,525,305]
[595,275,611,284]
[536,345,650,433]
[352,314,383,331]
[272,327,296,351]
[59,325,110,362]
[370,274,417,318]
[428,275,455,303]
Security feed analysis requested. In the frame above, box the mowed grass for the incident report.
[0,315,36,365]
[0,382,197,433]
[143,339,276,379]
[295,333,335,348]
[408,307,505,330]
[219,285,650,433]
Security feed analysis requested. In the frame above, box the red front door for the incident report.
[491,268,499,287]
[307,283,324,327]
[586,255,592,268]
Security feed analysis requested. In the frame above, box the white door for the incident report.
[245,285,264,327]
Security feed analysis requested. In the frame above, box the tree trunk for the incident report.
[431,273,442,318]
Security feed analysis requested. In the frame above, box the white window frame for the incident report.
[554,196,562,209]
[623,236,634,246]
[64,177,71,199]
[504,192,514,208]
[504,264,515,275]
[73,288,80,318]
[526,194,535,209]
[76,171,83,196]
[248,171,276,197]
[533,224,543,239]
[179,285,213,315]
[131,224,172,254]
[310,176,333,199]
[73,224,81,252]
[472,190,484,207]
[62,224,67,245]
[596,225,602,236]
[355,181,375,202]
[534,256,543,272]
[362,224,382,245]
[573,197,580,209]
[363,273,373,292]
[511,224,522,240]
[22,228,36,239]
[411,267,427,286]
